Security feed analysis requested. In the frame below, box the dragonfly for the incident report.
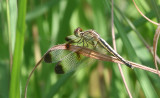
[24,28,133,98]
[44,28,132,74]
[66,27,132,68]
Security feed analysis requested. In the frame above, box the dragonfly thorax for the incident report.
[74,27,100,42]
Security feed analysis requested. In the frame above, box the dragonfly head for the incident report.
[74,27,83,37]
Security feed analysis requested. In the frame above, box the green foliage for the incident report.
[1,0,160,98]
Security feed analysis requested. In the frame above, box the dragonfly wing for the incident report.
[55,51,82,74]
[44,49,83,74]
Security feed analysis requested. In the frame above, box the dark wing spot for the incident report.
[55,61,65,74]
[65,43,71,50]
[44,53,52,63]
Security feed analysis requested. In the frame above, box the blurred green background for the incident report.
[1,0,160,98]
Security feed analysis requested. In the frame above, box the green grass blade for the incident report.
[46,72,73,98]
[7,0,17,52]
[9,0,27,98]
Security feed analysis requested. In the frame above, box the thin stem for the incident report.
[132,0,160,26]
[111,0,132,97]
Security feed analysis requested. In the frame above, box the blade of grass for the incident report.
[6,0,17,72]
[46,72,73,98]
[9,0,27,98]
[7,0,17,52]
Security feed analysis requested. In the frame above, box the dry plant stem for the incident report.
[151,50,160,64]
[51,44,160,75]
[131,1,160,64]
[24,52,48,98]
[132,0,160,75]
[153,26,160,76]
[132,0,160,26]
[135,31,160,64]
[111,0,132,97]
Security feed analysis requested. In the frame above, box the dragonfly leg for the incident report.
[85,40,89,47]
[85,37,97,47]
[77,37,83,44]
[82,39,85,47]
[93,41,98,48]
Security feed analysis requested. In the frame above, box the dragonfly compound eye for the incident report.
[74,27,83,37]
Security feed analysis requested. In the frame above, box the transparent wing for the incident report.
[44,49,86,74]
